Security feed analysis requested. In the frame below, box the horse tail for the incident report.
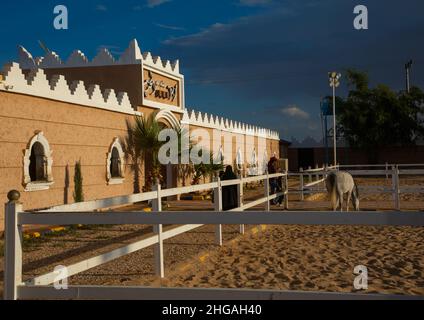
[354,181,359,198]
[327,173,337,210]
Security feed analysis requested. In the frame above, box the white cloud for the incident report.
[96,4,107,11]
[155,23,185,31]
[147,0,172,8]
[281,105,310,119]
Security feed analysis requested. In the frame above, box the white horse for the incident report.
[325,171,359,211]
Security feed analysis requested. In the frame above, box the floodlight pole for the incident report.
[405,60,412,94]
[332,83,337,167]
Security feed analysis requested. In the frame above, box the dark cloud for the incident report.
[159,0,424,140]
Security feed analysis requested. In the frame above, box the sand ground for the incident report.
[0,176,423,298]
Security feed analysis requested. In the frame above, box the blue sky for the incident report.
[1,0,423,141]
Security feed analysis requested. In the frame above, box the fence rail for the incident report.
[4,171,288,300]
[291,164,424,209]
[17,285,424,300]
[5,206,424,300]
[3,162,424,300]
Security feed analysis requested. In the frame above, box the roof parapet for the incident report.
[181,109,280,140]
[17,39,181,76]
[1,62,136,115]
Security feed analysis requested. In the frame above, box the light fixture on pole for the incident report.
[405,60,413,93]
[328,72,341,167]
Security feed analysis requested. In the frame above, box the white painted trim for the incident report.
[22,131,54,190]
[24,181,54,192]
[107,178,125,185]
[106,138,125,183]
[155,109,181,129]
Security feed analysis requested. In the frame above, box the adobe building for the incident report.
[0,39,280,231]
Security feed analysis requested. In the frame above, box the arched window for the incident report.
[23,132,54,191]
[107,138,125,184]
[110,147,122,178]
[29,142,47,181]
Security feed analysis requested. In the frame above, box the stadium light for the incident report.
[328,72,341,167]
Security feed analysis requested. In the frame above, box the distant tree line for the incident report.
[330,69,424,160]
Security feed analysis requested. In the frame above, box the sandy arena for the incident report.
[0,176,423,298]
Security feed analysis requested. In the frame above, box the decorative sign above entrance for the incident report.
[143,70,179,106]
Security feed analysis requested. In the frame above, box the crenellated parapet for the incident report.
[0,62,137,115]
[17,39,181,76]
[181,109,280,140]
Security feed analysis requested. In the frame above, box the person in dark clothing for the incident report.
[267,156,279,205]
[221,165,238,211]
[275,175,285,207]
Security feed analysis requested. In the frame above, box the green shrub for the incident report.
[73,160,84,203]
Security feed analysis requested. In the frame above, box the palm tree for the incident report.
[122,112,165,191]
[193,151,224,184]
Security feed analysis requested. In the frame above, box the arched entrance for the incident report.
[155,110,180,192]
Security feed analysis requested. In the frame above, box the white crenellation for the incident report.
[0,62,137,115]
[92,48,116,66]
[103,89,119,107]
[17,39,182,76]
[118,39,143,65]
[116,92,131,108]
[181,109,279,140]
[18,46,37,69]
[67,50,89,67]
[39,51,63,68]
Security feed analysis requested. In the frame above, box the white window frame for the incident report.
[106,138,125,185]
[23,131,54,192]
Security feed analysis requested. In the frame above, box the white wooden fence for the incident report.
[4,205,424,300]
[3,172,288,300]
[3,166,424,300]
[293,164,424,210]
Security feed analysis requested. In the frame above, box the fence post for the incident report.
[213,177,223,246]
[152,181,164,278]
[385,162,389,181]
[391,166,400,211]
[299,168,304,201]
[395,166,401,211]
[237,178,244,234]
[315,164,319,181]
[308,166,312,183]
[4,190,23,300]
[284,171,289,210]
[264,173,270,211]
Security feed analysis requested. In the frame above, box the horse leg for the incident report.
[346,191,352,212]
[334,193,340,211]
[338,190,344,212]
